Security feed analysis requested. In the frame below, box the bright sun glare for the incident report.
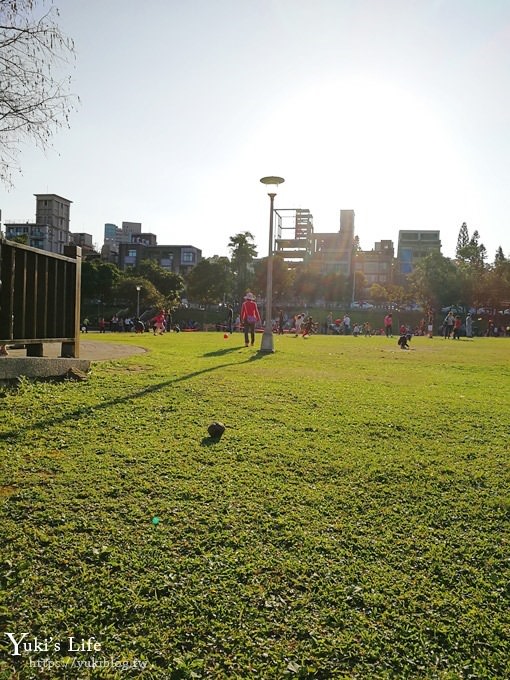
[247,76,468,229]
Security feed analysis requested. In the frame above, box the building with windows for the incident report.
[4,194,72,253]
[397,230,441,282]
[354,240,395,293]
[103,221,144,248]
[275,208,314,267]
[118,242,201,276]
[310,210,356,275]
[274,208,356,275]
[70,232,97,258]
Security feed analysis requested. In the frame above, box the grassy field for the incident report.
[0,332,509,679]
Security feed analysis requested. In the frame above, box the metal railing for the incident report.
[0,239,82,357]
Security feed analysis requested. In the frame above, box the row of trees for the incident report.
[80,224,509,318]
[187,225,510,312]
[81,259,184,315]
[409,224,510,312]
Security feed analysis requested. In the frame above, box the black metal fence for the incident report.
[0,239,82,357]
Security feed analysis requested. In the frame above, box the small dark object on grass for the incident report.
[397,334,412,350]
[66,367,89,381]
[208,421,226,438]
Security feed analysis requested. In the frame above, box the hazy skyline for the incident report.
[2,0,510,261]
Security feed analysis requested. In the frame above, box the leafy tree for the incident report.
[353,270,367,300]
[386,284,409,308]
[228,231,257,300]
[456,222,470,259]
[369,283,389,305]
[113,277,163,314]
[409,252,462,309]
[186,258,231,305]
[253,255,292,302]
[494,246,506,265]
[208,255,232,299]
[0,0,77,186]
[131,259,184,304]
[485,256,510,310]
[7,233,28,245]
[81,260,121,303]
[457,225,486,269]
[323,272,347,304]
[292,266,323,303]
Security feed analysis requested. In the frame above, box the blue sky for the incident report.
[2,0,510,261]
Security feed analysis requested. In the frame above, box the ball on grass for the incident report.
[223,333,229,339]
[208,421,226,438]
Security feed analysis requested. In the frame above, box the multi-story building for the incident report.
[103,221,144,248]
[104,223,119,244]
[275,208,314,267]
[397,230,441,281]
[118,242,201,276]
[4,194,72,253]
[70,232,97,258]
[310,209,355,275]
[354,240,395,294]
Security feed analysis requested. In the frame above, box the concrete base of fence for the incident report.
[0,357,91,383]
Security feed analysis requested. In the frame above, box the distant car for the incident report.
[351,301,374,309]
[442,305,466,314]
[502,309,510,315]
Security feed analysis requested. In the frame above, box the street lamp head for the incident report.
[136,285,141,292]
[260,176,285,196]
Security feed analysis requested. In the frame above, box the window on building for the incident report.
[181,250,195,264]
[128,249,137,258]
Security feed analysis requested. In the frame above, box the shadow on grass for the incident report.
[200,436,223,447]
[0,356,272,441]
[202,346,247,357]
[202,347,272,359]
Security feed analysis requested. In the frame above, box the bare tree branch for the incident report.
[0,0,78,186]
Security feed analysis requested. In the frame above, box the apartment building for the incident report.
[354,240,395,292]
[118,242,202,276]
[5,194,72,254]
[397,230,441,281]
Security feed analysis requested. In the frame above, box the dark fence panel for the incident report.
[0,240,81,357]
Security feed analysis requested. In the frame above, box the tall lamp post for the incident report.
[136,285,141,318]
[259,176,285,353]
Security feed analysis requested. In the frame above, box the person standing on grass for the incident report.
[153,310,166,335]
[278,309,285,335]
[443,310,455,338]
[227,304,234,334]
[465,313,473,339]
[240,291,261,347]
[294,314,304,337]
[453,315,462,340]
[384,313,393,337]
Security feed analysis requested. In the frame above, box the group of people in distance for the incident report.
[237,292,318,346]
[442,310,473,339]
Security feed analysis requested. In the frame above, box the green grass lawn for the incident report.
[0,333,509,679]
